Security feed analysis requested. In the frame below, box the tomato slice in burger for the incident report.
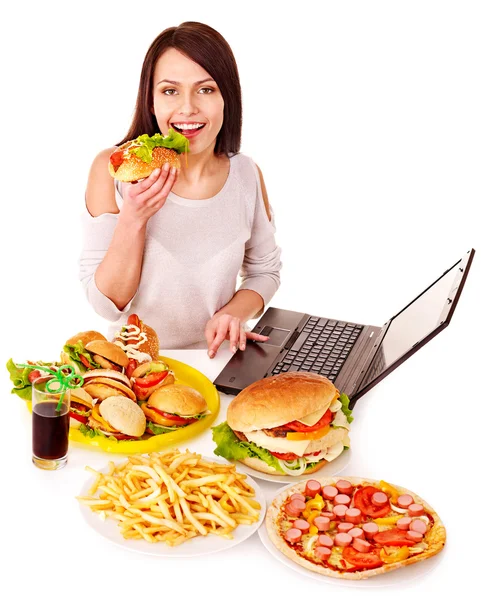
[110,151,124,169]
[150,407,196,426]
[271,451,299,460]
[284,409,334,433]
[373,528,417,547]
[342,547,384,569]
[80,355,91,369]
[135,371,169,388]
[353,486,391,518]
[69,412,88,424]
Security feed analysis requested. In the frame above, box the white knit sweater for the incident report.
[79,152,282,349]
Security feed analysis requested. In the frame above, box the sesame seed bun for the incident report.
[65,330,107,347]
[139,323,160,360]
[147,384,207,417]
[227,372,338,433]
[108,146,180,182]
[85,340,129,368]
[99,395,146,437]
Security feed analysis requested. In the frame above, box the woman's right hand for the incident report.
[119,163,179,226]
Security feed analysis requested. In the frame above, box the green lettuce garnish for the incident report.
[6,359,57,401]
[62,341,99,371]
[78,424,102,438]
[78,424,118,442]
[339,393,354,424]
[212,422,284,473]
[147,421,177,435]
[129,130,189,163]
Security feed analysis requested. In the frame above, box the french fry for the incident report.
[77,449,261,546]
[179,498,207,535]
[207,496,237,528]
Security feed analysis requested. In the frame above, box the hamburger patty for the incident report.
[262,426,289,438]
[233,430,248,442]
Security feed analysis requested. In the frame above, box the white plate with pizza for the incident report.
[236,447,352,483]
[259,476,445,585]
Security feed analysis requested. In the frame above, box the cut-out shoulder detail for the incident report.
[86,147,119,217]
[255,163,271,221]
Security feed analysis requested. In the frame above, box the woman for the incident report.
[80,22,282,358]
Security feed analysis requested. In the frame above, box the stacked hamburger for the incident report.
[213,372,353,476]
[61,315,208,439]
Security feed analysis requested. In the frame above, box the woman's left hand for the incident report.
[204,314,269,358]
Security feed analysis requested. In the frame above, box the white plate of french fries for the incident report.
[77,449,266,557]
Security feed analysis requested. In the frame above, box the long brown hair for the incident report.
[116,22,242,156]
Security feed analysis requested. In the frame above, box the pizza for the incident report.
[265,476,446,579]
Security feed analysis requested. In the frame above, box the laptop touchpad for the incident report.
[259,326,291,346]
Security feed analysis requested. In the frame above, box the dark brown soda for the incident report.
[32,401,70,459]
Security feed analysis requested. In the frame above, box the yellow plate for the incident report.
[28,356,220,454]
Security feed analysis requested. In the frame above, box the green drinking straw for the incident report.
[16,363,83,412]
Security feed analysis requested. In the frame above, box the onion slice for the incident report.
[278,458,308,476]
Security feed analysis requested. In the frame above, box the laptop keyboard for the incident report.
[271,317,363,382]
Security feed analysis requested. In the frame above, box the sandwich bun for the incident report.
[82,372,136,402]
[238,456,327,476]
[69,387,94,429]
[108,145,181,182]
[227,372,338,433]
[139,323,160,360]
[131,361,168,379]
[70,387,93,407]
[99,395,146,437]
[65,330,107,347]
[83,369,132,387]
[148,384,207,416]
[85,340,129,368]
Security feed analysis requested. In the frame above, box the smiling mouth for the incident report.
[171,123,206,133]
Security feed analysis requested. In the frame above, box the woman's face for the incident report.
[152,48,224,155]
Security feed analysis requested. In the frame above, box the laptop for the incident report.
[214,249,475,408]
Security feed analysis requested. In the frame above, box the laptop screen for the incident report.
[355,250,474,397]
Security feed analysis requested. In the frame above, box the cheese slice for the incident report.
[330,398,342,413]
[297,396,342,426]
[331,409,350,430]
[245,431,311,457]
[322,441,345,462]
[297,403,331,426]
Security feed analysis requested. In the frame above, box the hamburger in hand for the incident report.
[142,385,209,435]
[85,395,146,440]
[212,373,353,476]
[61,332,129,374]
[108,130,189,183]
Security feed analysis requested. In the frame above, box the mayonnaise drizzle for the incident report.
[114,324,152,362]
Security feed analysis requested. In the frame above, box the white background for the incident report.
[1,0,493,598]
